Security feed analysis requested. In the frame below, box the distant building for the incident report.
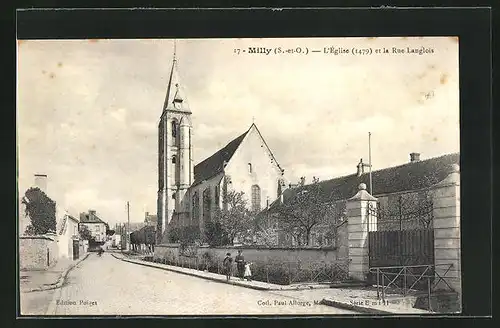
[112,234,122,248]
[144,212,157,227]
[79,210,108,243]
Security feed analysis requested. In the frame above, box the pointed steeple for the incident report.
[163,41,190,112]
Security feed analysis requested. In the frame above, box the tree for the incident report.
[321,200,347,245]
[204,221,231,246]
[79,225,93,241]
[212,190,253,245]
[252,210,279,246]
[274,181,332,246]
[21,187,56,235]
[376,190,434,230]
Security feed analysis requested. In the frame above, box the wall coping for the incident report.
[156,244,338,251]
[19,235,56,241]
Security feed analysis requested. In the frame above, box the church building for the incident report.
[157,54,287,243]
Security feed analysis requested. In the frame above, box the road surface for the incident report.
[43,252,355,315]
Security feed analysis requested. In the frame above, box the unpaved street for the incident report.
[42,253,355,315]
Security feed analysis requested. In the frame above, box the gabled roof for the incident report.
[252,123,284,173]
[268,152,460,211]
[80,212,107,225]
[192,129,249,186]
[57,212,79,235]
[192,123,283,187]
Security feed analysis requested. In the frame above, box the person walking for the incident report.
[235,250,245,280]
[223,253,233,281]
[244,262,252,281]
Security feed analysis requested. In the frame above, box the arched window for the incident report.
[171,120,177,138]
[192,192,199,222]
[214,185,220,209]
[172,155,176,164]
[251,185,261,212]
[248,163,252,173]
[203,188,211,222]
[172,192,176,200]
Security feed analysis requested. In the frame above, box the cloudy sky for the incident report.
[17,37,459,226]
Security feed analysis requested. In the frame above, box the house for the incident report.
[56,208,80,260]
[112,234,122,248]
[19,174,82,268]
[114,223,127,249]
[262,152,460,246]
[156,54,287,242]
[79,210,109,243]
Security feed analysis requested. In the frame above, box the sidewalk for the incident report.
[112,252,279,291]
[112,253,433,314]
[20,252,90,293]
[273,287,433,314]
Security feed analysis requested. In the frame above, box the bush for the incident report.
[250,262,290,285]
[247,261,350,285]
[169,225,201,245]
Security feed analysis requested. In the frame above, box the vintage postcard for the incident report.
[17,36,460,316]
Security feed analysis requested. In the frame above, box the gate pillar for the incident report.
[431,164,461,299]
[347,183,377,282]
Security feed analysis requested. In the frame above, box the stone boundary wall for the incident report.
[19,235,59,270]
[154,244,344,268]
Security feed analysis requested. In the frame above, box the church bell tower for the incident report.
[157,43,194,243]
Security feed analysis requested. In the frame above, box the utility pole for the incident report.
[127,201,130,251]
[368,132,373,195]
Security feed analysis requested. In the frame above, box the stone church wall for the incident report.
[225,127,284,212]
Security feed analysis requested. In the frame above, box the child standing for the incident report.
[223,253,233,281]
[244,262,252,281]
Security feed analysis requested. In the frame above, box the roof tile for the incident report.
[272,152,459,209]
[192,130,248,186]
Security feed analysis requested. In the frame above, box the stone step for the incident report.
[414,291,460,313]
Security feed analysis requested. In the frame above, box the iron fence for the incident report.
[148,255,349,285]
[369,263,455,311]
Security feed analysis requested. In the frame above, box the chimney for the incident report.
[88,210,96,220]
[34,174,47,194]
[300,177,305,186]
[356,159,364,177]
[410,152,421,162]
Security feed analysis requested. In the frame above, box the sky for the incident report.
[17,37,459,226]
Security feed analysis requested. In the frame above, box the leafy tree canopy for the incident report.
[212,190,253,245]
[79,225,93,241]
[21,187,56,235]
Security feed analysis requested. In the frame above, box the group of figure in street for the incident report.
[223,250,252,281]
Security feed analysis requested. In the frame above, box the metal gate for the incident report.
[367,195,435,290]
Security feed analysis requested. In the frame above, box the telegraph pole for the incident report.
[369,132,373,195]
[127,201,130,251]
